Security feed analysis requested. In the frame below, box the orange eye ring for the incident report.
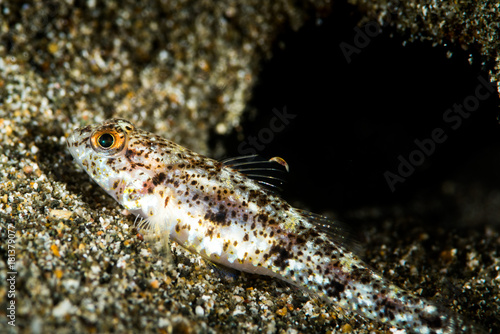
[90,127,127,156]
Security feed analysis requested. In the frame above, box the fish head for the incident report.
[67,118,166,212]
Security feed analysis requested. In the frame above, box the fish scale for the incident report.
[67,118,483,333]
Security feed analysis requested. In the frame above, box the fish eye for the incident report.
[90,127,127,156]
[98,133,115,148]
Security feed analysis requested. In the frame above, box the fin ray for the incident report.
[297,209,362,255]
[206,261,240,280]
[222,155,289,193]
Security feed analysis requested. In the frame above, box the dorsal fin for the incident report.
[296,209,362,255]
[221,155,289,193]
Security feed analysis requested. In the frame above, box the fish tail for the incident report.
[316,256,482,333]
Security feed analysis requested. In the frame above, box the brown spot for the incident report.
[243,234,249,241]
[314,237,324,245]
[256,196,268,207]
[152,172,167,186]
[204,205,227,225]
[164,196,170,207]
[125,149,135,161]
[206,227,214,238]
[295,237,306,245]
[269,245,292,270]
[257,214,268,223]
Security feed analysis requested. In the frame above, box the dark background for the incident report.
[217,3,500,224]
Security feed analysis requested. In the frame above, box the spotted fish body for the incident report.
[68,119,480,333]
